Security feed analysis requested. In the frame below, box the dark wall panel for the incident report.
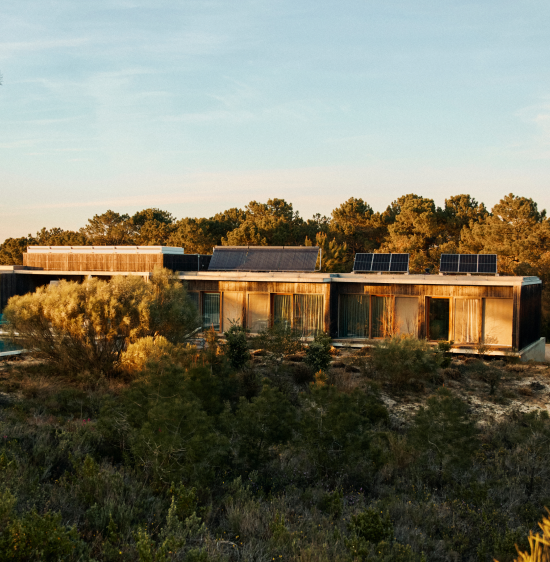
[0,273,17,311]
[519,283,542,350]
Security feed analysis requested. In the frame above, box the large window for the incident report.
[371,296,393,338]
[454,298,480,343]
[222,292,244,332]
[428,298,450,340]
[294,294,324,337]
[202,293,220,331]
[339,294,369,338]
[395,297,418,336]
[483,298,513,346]
[273,294,292,329]
[247,293,270,333]
[271,293,324,336]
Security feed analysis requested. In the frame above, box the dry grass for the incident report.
[0,356,128,399]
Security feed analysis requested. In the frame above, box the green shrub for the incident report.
[348,508,394,543]
[467,359,502,395]
[291,362,315,386]
[252,323,303,364]
[304,332,332,373]
[410,387,478,476]
[298,386,388,478]
[370,335,443,389]
[0,489,84,561]
[119,335,179,375]
[3,267,199,377]
[318,488,343,518]
[100,366,228,485]
[222,385,297,470]
[224,324,251,370]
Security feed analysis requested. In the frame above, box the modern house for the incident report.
[0,245,545,361]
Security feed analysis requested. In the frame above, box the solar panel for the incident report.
[439,254,498,274]
[440,254,459,273]
[389,254,410,272]
[458,255,478,273]
[208,248,248,271]
[478,254,497,274]
[208,246,319,272]
[353,253,373,272]
[372,254,391,272]
[241,248,280,271]
[353,253,410,273]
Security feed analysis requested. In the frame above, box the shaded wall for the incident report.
[0,273,17,311]
[519,283,542,350]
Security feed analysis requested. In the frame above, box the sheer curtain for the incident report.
[371,296,392,338]
[294,294,324,337]
[455,298,479,343]
[202,293,220,331]
[339,294,369,337]
[273,295,292,329]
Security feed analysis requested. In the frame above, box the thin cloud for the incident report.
[0,37,89,53]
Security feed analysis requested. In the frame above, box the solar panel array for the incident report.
[208,246,320,272]
[439,254,497,274]
[353,253,410,273]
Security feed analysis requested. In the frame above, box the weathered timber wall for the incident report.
[186,280,331,332]
[24,253,164,272]
[335,283,513,298]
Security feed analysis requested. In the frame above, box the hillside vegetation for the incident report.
[1,274,550,561]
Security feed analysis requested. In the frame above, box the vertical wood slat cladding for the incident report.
[187,278,531,344]
[519,284,542,350]
[187,280,331,333]
[332,282,514,342]
[336,283,513,298]
[23,253,164,272]
[513,286,520,350]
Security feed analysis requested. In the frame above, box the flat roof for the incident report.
[12,270,151,277]
[26,246,184,255]
[177,270,541,287]
[6,268,541,286]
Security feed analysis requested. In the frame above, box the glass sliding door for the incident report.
[273,294,292,329]
[454,298,480,343]
[339,294,369,338]
[294,294,324,337]
[483,298,513,346]
[248,293,270,333]
[222,292,244,332]
[395,297,418,336]
[202,293,220,331]
[428,298,450,341]
[371,296,393,338]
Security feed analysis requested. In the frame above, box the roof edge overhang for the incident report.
[177,271,540,287]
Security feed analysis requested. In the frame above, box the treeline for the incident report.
[1,193,549,333]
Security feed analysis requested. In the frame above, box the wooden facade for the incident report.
[23,252,166,273]
[182,272,542,352]
[1,252,543,354]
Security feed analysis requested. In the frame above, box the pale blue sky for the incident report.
[1,0,550,240]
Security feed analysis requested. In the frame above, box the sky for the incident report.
[1,0,550,241]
